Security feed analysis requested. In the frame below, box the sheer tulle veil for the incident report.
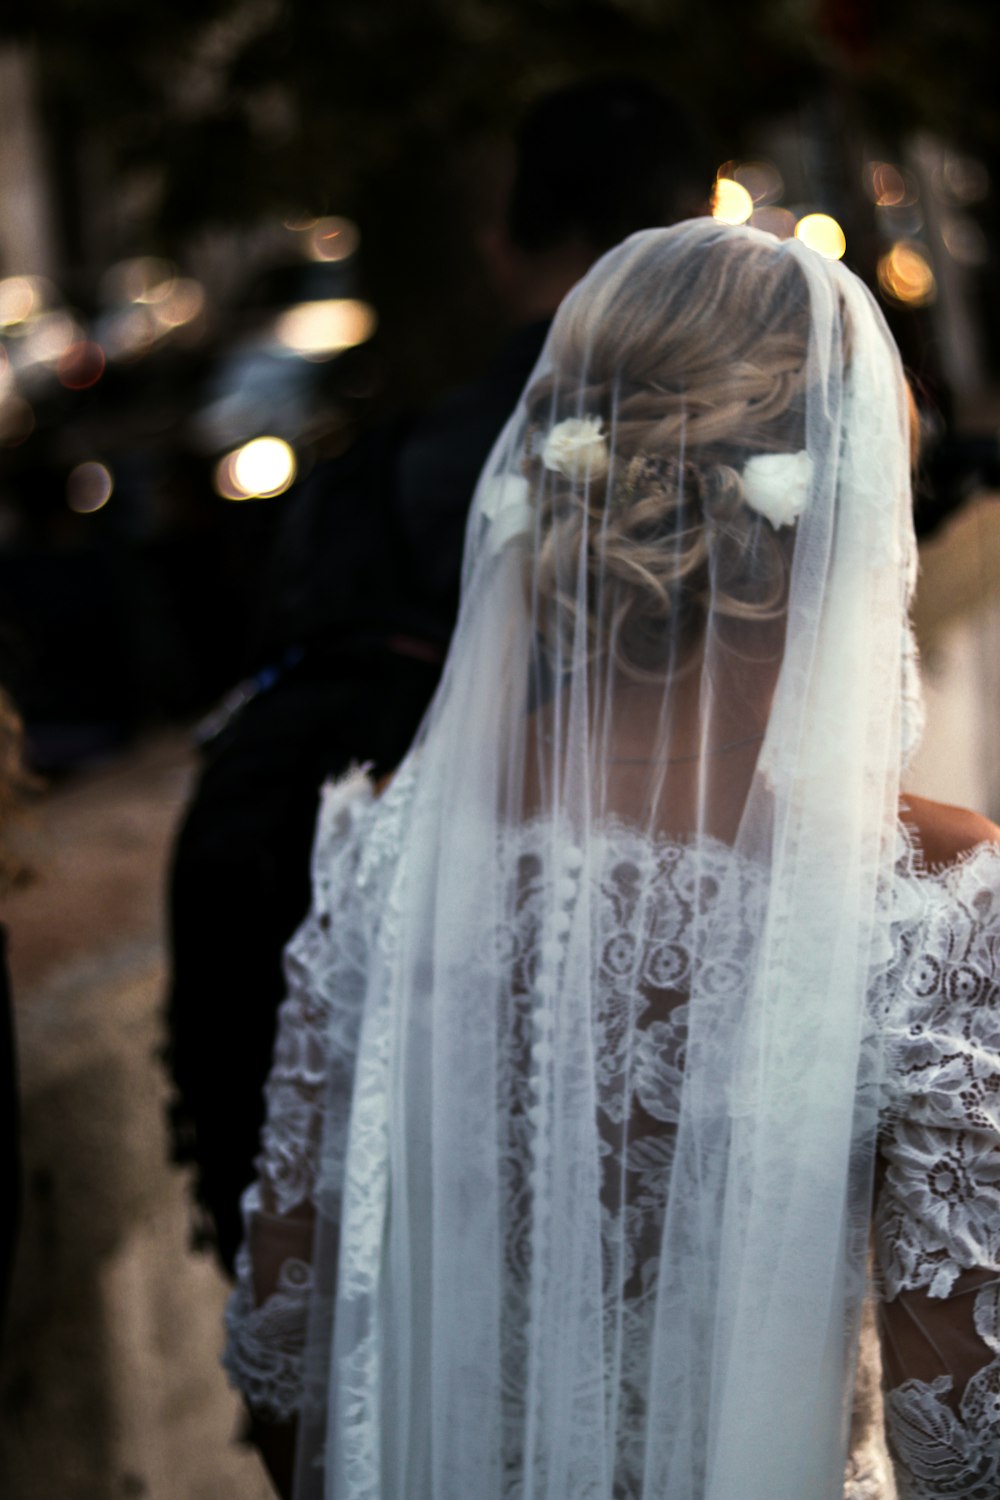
[297,218,920,1498]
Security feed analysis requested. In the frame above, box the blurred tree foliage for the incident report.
[4,0,999,402]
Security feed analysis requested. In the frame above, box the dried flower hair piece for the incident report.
[617,453,706,510]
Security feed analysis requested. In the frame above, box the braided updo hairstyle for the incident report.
[524,228,818,680]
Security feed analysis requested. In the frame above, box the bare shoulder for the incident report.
[901,794,1000,870]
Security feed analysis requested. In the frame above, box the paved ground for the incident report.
[0,734,275,1500]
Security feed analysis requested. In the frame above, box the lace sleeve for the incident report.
[875,845,1000,1497]
[223,768,375,1422]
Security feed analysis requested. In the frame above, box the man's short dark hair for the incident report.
[507,76,706,255]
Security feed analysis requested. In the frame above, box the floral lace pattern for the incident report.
[223,769,377,1419]
[874,842,1000,1496]
[224,773,1000,1499]
[223,1210,315,1423]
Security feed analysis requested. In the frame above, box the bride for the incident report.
[224,218,1000,1499]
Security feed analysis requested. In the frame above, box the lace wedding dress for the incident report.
[225,765,1000,1499]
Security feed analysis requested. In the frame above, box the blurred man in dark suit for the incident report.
[166,77,709,1271]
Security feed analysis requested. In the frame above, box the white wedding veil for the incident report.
[298,218,919,1499]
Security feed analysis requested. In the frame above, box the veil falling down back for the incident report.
[299,219,919,1499]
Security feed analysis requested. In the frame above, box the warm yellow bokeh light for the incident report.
[216,437,297,501]
[712,178,754,226]
[275,298,377,357]
[0,276,44,327]
[306,217,360,263]
[67,461,114,514]
[877,242,937,307]
[794,213,847,260]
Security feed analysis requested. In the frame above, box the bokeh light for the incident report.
[102,256,176,306]
[215,437,297,501]
[305,217,360,263]
[940,216,988,268]
[213,451,247,502]
[234,437,296,496]
[57,341,106,390]
[0,275,52,328]
[733,161,784,205]
[794,214,847,260]
[712,178,754,225]
[275,298,377,357]
[939,154,990,206]
[150,278,205,329]
[21,311,81,365]
[750,206,797,240]
[863,162,918,208]
[102,307,158,362]
[66,461,114,514]
[877,242,937,306]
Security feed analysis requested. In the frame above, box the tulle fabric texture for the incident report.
[296,219,918,1499]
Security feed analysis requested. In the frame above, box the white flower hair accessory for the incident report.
[742,450,813,530]
[542,416,609,483]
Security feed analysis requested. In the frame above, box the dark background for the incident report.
[0,0,998,764]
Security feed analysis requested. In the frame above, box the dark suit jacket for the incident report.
[166,321,550,1269]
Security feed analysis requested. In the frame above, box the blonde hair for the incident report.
[525,231,817,680]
